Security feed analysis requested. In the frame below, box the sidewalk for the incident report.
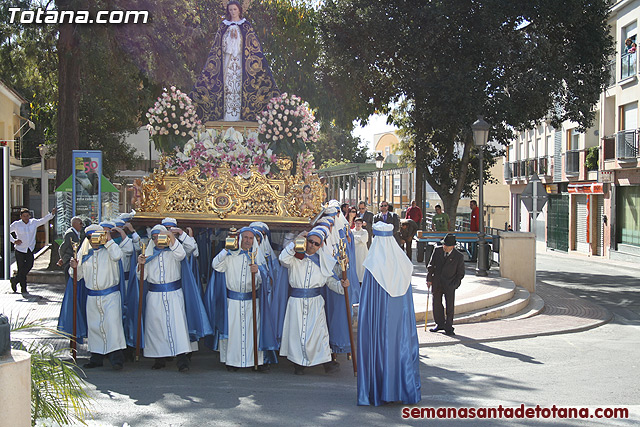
[0,245,613,353]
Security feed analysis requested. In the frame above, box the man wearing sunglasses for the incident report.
[373,201,400,244]
[279,228,349,375]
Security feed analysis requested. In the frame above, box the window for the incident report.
[622,102,638,131]
[385,146,390,157]
[617,186,640,247]
[567,129,580,151]
[622,22,637,79]
[393,176,400,196]
[546,134,553,157]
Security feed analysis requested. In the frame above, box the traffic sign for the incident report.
[521,173,548,213]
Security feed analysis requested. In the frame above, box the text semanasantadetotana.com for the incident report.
[402,404,630,420]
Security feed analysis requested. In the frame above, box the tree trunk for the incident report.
[56,20,81,188]
[414,141,426,229]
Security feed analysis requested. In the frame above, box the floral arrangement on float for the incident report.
[166,128,277,179]
[146,86,201,153]
[146,88,318,178]
[257,92,319,159]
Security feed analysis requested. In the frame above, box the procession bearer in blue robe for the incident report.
[137,224,194,372]
[357,222,421,406]
[69,224,127,370]
[279,227,349,375]
[210,227,273,371]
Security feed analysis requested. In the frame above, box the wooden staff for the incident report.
[338,239,357,376]
[250,250,259,370]
[71,242,79,361]
[424,287,431,332]
[136,242,146,361]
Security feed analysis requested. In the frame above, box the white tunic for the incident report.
[74,240,126,355]
[140,240,191,357]
[222,20,243,121]
[352,229,369,282]
[279,243,344,366]
[212,249,264,367]
[178,233,198,257]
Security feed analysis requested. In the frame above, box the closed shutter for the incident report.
[576,195,589,253]
[597,196,605,255]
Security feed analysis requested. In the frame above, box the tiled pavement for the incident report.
[1,247,611,353]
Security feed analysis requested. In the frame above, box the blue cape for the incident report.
[58,257,127,342]
[356,270,421,406]
[125,258,213,349]
[203,252,278,362]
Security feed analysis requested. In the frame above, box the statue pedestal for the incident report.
[204,120,259,132]
[0,349,31,427]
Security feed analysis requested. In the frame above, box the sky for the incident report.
[351,114,398,154]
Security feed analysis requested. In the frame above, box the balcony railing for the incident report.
[616,130,640,160]
[505,156,551,180]
[565,150,581,175]
[621,52,637,80]
[537,156,550,175]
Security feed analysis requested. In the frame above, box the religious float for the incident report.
[132,1,326,231]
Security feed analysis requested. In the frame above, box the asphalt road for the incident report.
[72,248,640,426]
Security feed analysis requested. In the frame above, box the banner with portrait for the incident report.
[72,150,102,223]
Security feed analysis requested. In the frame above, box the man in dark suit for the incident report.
[373,200,400,244]
[427,233,465,336]
[357,200,374,247]
[57,216,85,282]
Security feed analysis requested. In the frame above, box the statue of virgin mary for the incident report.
[191,0,280,122]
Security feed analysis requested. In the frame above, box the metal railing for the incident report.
[621,52,637,80]
[616,130,640,159]
[565,149,581,175]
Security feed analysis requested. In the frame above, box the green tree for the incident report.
[320,0,613,217]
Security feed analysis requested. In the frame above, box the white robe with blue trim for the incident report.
[278,243,344,366]
[74,240,126,355]
[212,249,264,367]
[140,240,192,357]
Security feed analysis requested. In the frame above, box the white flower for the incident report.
[177,152,189,161]
[203,139,214,149]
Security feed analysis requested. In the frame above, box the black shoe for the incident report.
[226,365,239,372]
[429,327,443,333]
[178,364,190,373]
[83,361,103,369]
[112,363,124,371]
[294,365,305,375]
[151,360,166,370]
[323,361,340,374]
[257,364,270,373]
[445,330,456,336]
[10,277,17,293]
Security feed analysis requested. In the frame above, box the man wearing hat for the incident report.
[427,233,465,336]
[162,217,197,257]
[209,227,273,371]
[138,225,193,372]
[69,224,127,370]
[279,227,349,375]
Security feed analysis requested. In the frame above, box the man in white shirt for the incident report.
[10,207,56,293]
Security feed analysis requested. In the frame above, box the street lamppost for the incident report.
[375,153,385,211]
[472,117,490,277]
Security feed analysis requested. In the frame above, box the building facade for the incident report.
[0,80,28,208]
[599,0,640,261]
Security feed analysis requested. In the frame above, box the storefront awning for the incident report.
[568,183,604,194]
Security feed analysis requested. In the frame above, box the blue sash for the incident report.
[148,280,181,293]
[86,284,120,297]
[227,289,260,301]
[289,287,322,298]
